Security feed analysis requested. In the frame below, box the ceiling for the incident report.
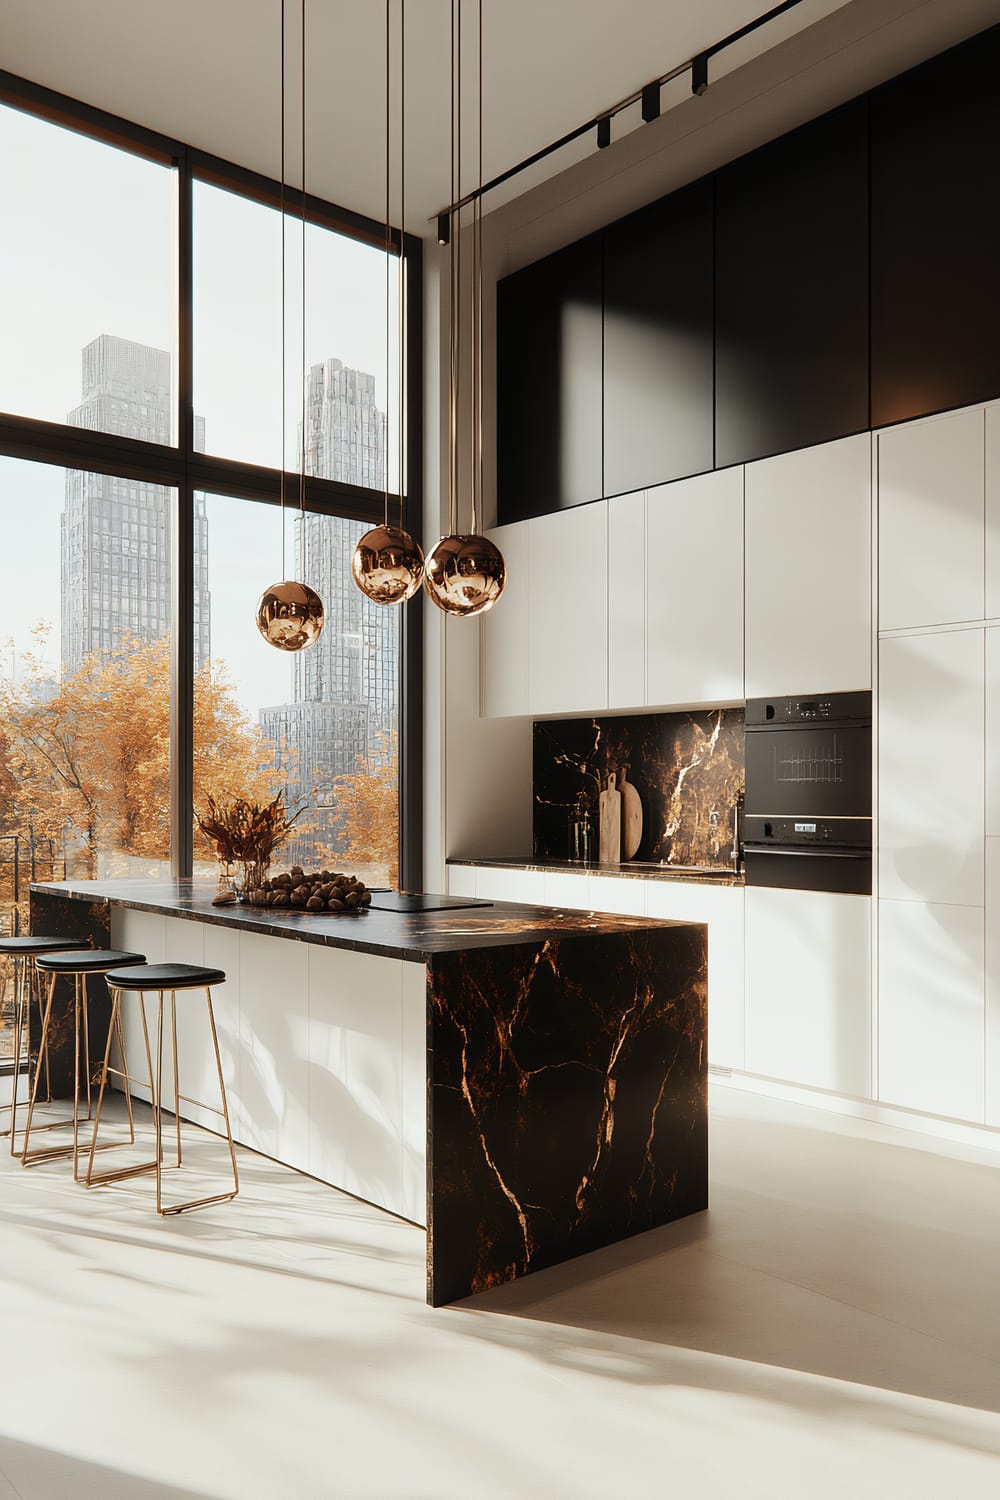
[2,0,997,236]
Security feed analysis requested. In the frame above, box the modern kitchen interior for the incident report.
[1,3,1000,1497]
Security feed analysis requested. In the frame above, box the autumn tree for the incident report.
[0,629,287,884]
[331,731,399,888]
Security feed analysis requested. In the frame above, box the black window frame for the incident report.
[0,68,423,891]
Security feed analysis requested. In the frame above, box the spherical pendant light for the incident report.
[256,580,325,651]
[423,532,506,617]
[352,523,424,605]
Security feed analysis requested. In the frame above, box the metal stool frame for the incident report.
[20,962,139,1180]
[2,939,92,1154]
[91,982,239,1215]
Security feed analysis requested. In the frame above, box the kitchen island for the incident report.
[30,879,708,1305]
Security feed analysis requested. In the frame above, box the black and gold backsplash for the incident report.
[533,708,745,868]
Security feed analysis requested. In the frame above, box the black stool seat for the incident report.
[0,936,90,956]
[106,963,227,991]
[35,949,145,974]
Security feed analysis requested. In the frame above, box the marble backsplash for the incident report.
[533,708,745,868]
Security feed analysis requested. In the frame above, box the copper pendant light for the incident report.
[257,0,326,651]
[424,0,506,619]
[352,0,424,606]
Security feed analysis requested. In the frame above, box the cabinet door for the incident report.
[480,520,529,717]
[542,870,591,911]
[646,468,743,707]
[604,180,714,495]
[307,944,405,1218]
[987,839,1000,1127]
[744,433,871,697]
[446,864,478,898]
[871,27,1000,427]
[473,866,546,905]
[878,897,984,1123]
[989,627,1000,838]
[237,929,310,1170]
[586,875,647,917]
[746,888,871,1096]
[878,628,984,907]
[988,405,1000,622]
[715,99,869,468]
[646,883,745,1071]
[497,233,603,522]
[608,490,646,710]
[527,503,608,714]
[877,407,985,632]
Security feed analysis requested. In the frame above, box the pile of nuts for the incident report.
[246,866,372,914]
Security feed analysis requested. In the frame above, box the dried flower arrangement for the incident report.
[197,793,303,898]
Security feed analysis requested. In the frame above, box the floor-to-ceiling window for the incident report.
[0,73,421,1053]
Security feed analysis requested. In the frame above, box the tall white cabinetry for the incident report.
[744,433,871,697]
[528,504,608,715]
[646,469,744,707]
[480,521,530,718]
[876,404,991,1125]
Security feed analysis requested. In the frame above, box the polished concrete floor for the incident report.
[1,1084,999,1499]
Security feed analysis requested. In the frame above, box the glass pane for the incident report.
[0,104,176,438]
[194,495,399,890]
[193,180,401,491]
[0,455,176,1054]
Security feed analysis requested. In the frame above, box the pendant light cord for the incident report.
[280,0,287,580]
[474,0,483,537]
[448,0,460,538]
[398,0,406,528]
[299,0,308,580]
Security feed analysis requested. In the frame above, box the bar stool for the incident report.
[0,935,91,1157]
[22,948,146,1179]
[93,962,239,1215]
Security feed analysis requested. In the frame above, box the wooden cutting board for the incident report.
[619,769,643,860]
[598,773,622,864]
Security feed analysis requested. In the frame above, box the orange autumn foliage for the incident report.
[332,731,399,889]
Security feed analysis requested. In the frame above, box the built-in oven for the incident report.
[743,691,872,894]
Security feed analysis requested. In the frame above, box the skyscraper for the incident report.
[259,360,396,865]
[60,334,210,674]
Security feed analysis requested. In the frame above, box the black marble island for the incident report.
[31,879,708,1306]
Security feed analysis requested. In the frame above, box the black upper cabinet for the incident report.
[715,99,869,469]
[871,26,1000,428]
[603,180,714,496]
[496,233,603,523]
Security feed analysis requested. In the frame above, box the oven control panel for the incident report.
[746,690,872,727]
[743,814,871,849]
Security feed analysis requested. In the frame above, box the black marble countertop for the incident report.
[447,856,745,888]
[30,879,700,962]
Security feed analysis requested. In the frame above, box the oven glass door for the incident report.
[744,723,871,819]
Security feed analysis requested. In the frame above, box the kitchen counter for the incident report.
[31,879,709,1305]
[448,855,745,887]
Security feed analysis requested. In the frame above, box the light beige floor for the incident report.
[1,1085,999,1499]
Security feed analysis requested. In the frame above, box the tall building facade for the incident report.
[60,334,210,674]
[259,360,395,866]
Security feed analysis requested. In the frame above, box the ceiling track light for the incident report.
[641,81,661,123]
[692,53,709,96]
[596,115,611,150]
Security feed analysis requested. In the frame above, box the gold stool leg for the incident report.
[19,972,77,1167]
[154,986,238,1216]
[85,986,157,1190]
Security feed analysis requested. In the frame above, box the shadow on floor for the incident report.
[0,1435,210,1500]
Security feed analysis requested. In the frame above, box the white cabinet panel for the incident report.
[400,963,427,1226]
[446,864,478,898]
[745,433,871,697]
[587,875,647,917]
[988,627,1000,838]
[480,521,529,718]
[647,883,745,1071]
[307,945,404,1217]
[987,840,1000,1127]
[878,406,984,630]
[473,867,546,905]
[608,490,646,709]
[878,629,984,907]
[988,406,1000,621]
[647,469,744,707]
[878,898,984,1123]
[528,503,608,714]
[745,889,871,1097]
[111,909,166,1110]
[542,871,591,910]
[236,929,310,1170]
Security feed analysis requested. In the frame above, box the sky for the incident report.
[0,101,400,712]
